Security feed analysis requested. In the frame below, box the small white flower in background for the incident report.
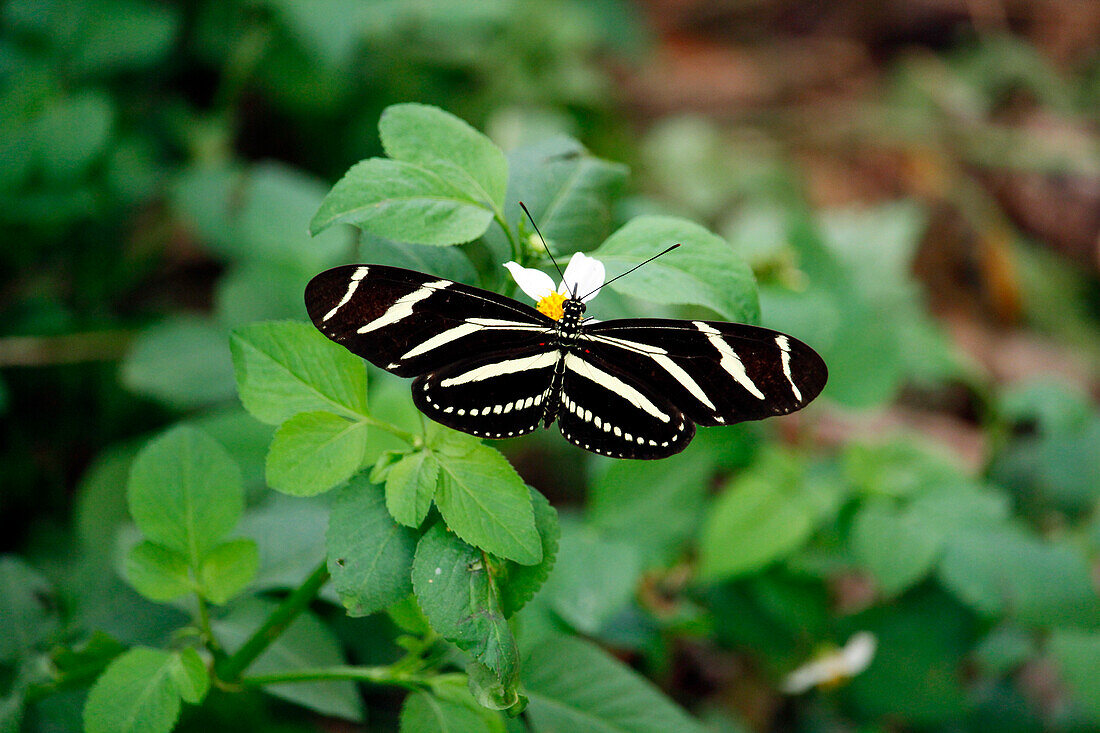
[780,632,877,694]
[504,252,605,321]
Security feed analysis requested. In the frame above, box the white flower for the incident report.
[504,252,605,320]
[780,632,877,694]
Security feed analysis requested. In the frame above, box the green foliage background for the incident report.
[3,1,1100,732]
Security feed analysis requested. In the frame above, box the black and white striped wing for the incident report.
[411,348,558,440]
[578,319,827,428]
[558,350,694,459]
[305,265,555,378]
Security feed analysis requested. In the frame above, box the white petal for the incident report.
[504,262,555,301]
[839,632,876,675]
[559,252,605,302]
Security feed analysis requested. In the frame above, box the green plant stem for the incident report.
[363,415,422,448]
[494,210,522,265]
[239,665,430,690]
[216,562,330,682]
[196,595,223,657]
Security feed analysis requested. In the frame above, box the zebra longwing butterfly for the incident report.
[304,257,827,460]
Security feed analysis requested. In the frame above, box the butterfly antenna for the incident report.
[518,201,570,296]
[578,243,681,301]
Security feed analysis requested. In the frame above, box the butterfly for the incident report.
[304,248,827,459]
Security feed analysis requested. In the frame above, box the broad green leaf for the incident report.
[214,599,363,721]
[591,216,760,323]
[69,0,179,75]
[1050,630,1100,720]
[400,690,492,733]
[430,431,541,565]
[216,262,309,327]
[502,136,628,256]
[500,488,559,618]
[384,449,439,528]
[327,477,417,616]
[0,556,60,663]
[540,521,641,634]
[360,233,479,285]
[851,502,941,596]
[466,661,523,712]
[236,495,328,591]
[589,449,713,562]
[34,91,114,181]
[938,529,1100,628]
[121,316,237,409]
[128,426,244,565]
[124,542,192,602]
[170,648,209,705]
[698,455,816,581]
[843,439,969,498]
[412,524,519,685]
[523,635,705,733]
[230,321,368,425]
[265,411,368,496]
[380,103,508,209]
[198,539,259,605]
[309,158,494,244]
[192,408,276,491]
[83,647,181,733]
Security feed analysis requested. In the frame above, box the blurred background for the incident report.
[2,0,1100,731]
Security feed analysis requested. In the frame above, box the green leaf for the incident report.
[1050,630,1100,720]
[523,635,705,733]
[384,449,439,528]
[230,321,368,425]
[380,103,508,209]
[236,495,328,591]
[198,539,259,605]
[412,524,519,685]
[128,426,244,565]
[591,216,760,323]
[360,233,479,285]
[937,528,1100,628]
[124,542,192,602]
[430,431,541,565]
[503,136,628,255]
[121,316,237,409]
[69,0,179,75]
[400,690,493,733]
[0,556,60,663]
[34,91,114,181]
[309,158,494,244]
[83,647,181,733]
[851,502,941,596]
[589,449,713,563]
[500,488,559,618]
[327,476,418,616]
[213,599,364,721]
[540,521,642,634]
[697,453,816,582]
[466,661,523,712]
[265,411,368,496]
[170,648,209,705]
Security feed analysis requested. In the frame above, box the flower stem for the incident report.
[216,561,330,682]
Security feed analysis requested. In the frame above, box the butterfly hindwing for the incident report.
[579,319,827,427]
[557,349,694,459]
[305,265,554,378]
[412,349,559,439]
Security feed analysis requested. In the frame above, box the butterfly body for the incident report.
[306,264,827,459]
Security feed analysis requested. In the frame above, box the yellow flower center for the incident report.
[536,291,567,320]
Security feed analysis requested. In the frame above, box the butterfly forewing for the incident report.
[305,265,554,377]
[579,320,827,427]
